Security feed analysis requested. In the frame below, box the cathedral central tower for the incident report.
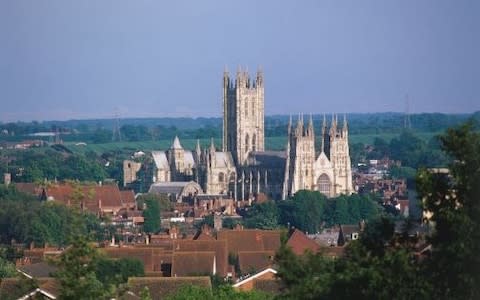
[223,67,265,165]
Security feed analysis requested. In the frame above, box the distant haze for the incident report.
[1,1,479,122]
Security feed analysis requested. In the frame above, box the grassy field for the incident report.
[65,131,442,155]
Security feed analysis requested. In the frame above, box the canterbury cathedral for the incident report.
[123,67,353,200]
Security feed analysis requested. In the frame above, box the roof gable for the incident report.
[286,229,320,255]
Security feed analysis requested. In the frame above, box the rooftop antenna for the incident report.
[112,108,122,142]
[404,94,412,129]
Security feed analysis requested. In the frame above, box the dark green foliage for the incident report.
[0,256,17,278]
[5,149,107,183]
[244,201,279,230]
[279,190,326,233]
[165,284,273,300]
[137,193,172,212]
[0,187,103,246]
[275,242,334,299]
[275,220,431,300]
[95,257,145,286]
[359,216,395,256]
[279,191,380,232]
[143,198,161,233]
[54,236,109,300]
[222,217,243,229]
[417,122,480,299]
[0,184,37,201]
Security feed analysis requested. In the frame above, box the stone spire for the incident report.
[209,138,216,153]
[343,114,348,136]
[195,139,201,159]
[171,136,183,149]
[306,114,314,137]
[321,114,327,153]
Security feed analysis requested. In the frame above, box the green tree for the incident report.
[140,286,152,300]
[283,190,326,233]
[244,201,279,230]
[0,256,17,278]
[95,257,145,287]
[54,236,109,300]
[143,198,161,233]
[417,122,480,299]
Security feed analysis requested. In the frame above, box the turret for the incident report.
[342,114,348,137]
[209,138,216,154]
[170,136,183,150]
[330,114,337,137]
[223,68,231,89]
[256,67,263,87]
[321,114,327,153]
[295,114,304,137]
[195,139,201,161]
[306,114,314,137]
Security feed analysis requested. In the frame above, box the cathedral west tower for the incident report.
[223,67,265,165]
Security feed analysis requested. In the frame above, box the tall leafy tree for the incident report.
[417,122,480,299]
[244,201,279,230]
[143,198,161,233]
[54,236,109,300]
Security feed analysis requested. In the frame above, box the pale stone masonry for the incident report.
[223,67,265,165]
[124,67,353,200]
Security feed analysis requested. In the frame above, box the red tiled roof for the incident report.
[173,240,228,277]
[286,229,320,255]
[171,252,215,277]
[44,184,135,214]
[120,190,136,206]
[127,277,211,300]
[217,229,281,255]
[102,247,169,272]
[237,251,275,275]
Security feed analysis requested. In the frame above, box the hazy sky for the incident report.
[1,1,479,122]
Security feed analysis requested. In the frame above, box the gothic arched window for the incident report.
[218,172,225,183]
[252,134,257,151]
[245,134,250,153]
[317,174,331,196]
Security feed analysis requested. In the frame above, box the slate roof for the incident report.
[214,152,235,168]
[148,181,203,196]
[286,229,320,255]
[152,151,170,170]
[127,277,212,300]
[248,151,286,167]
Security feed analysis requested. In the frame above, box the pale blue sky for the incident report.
[0,0,479,121]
